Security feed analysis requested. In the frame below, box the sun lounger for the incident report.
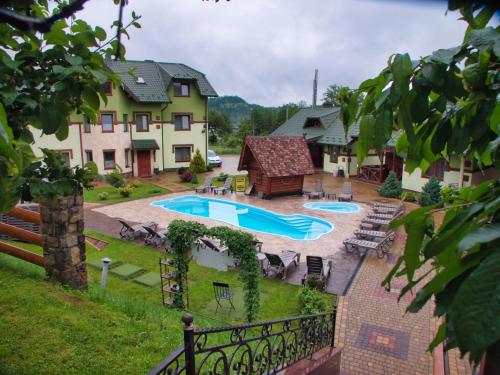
[119,219,158,240]
[214,177,233,195]
[366,212,397,220]
[302,256,332,289]
[338,182,353,201]
[197,237,229,253]
[307,180,324,199]
[195,176,213,193]
[343,232,393,258]
[144,226,167,248]
[373,200,403,210]
[354,229,395,242]
[263,250,301,279]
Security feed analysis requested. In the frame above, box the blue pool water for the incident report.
[151,195,333,240]
[304,202,362,213]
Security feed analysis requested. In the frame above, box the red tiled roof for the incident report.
[238,136,315,177]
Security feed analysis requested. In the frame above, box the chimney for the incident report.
[312,69,318,108]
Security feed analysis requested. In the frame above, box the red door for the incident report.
[137,150,151,177]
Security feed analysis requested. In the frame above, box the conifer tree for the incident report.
[189,149,207,173]
[378,171,402,198]
[419,176,442,206]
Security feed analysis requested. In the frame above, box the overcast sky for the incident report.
[79,0,469,106]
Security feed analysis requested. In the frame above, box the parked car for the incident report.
[207,150,222,167]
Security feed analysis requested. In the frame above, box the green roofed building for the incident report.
[30,59,218,176]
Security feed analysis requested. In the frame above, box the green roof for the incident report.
[106,60,218,104]
[132,139,160,150]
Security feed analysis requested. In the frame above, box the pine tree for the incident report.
[189,149,207,173]
[419,176,442,206]
[378,171,402,198]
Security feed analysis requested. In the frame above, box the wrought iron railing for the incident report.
[150,308,337,375]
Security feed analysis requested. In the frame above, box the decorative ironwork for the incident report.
[150,309,337,375]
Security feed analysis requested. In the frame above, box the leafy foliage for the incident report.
[189,149,207,174]
[180,170,192,183]
[190,174,198,185]
[440,186,458,204]
[419,177,442,207]
[401,191,416,202]
[18,149,96,200]
[322,84,343,107]
[298,287,327,315]
[117,185,133,197]
[208,110,232,141]
[338,2,499,365]
[105,169,126,188]
[379,171,402,198]
[98,192,108,201]
[177,167,188,175]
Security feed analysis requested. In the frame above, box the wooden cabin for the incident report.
[238,136,315,198]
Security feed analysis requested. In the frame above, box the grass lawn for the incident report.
[177,174,248,191]
[209,145,241,155]
[0,233,335,373]
[83,183,169,204]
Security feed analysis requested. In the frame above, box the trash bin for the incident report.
[338,169,345,177]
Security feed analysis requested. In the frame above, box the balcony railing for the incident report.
[150,309,337,375]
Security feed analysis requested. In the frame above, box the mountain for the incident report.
[209,96,262,124]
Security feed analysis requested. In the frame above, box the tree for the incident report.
[419,176,442,206]
[208,110,232,141]
[189,149,207,173]
[322,84,343,107]
[378,171,402,198]
[0,0,140,212]
[338,1,499,367]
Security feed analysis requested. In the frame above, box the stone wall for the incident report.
[39,194,87,289]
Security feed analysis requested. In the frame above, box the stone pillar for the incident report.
[39,194,87,289]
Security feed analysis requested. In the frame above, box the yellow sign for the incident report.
[235,176,247,192]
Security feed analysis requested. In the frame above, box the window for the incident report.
[123,114,128,132]
[83,116,91,133]
[58,151,71,167]
[424,159,446,180]
[174,114,190,131]
[330,146,339,163]
[101,113,114,132]
[135,113,149,132]
[85,150,93,163]
[103,80,112,95]
[124,148,130,168]
[304,118,322,128]
[174,146,191,162]
[103,150,115,170]
[173,82,189,97]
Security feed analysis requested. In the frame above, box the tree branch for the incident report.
[0,0,90,33]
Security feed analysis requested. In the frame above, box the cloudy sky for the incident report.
[79,0,468,106]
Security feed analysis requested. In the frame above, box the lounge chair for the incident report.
[307,180,324,199]
[338,182,353,201]
[373,200,403,211]
[195,176,213,193]
[214,177,233,195]
[263,250,301,279]
[354,229,395,242]
[144,226,167,248]
[302,256,332,289]
[343,232,393,258]
[366,212,397,220]
[118,219,157,240]
[197,237,229,253]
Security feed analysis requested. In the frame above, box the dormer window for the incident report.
[173,82,189,97]
[136,77,145,84]
[304,118,322,128]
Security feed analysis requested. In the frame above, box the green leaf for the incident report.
[45,29,68,45]
[457,223,500,252]
[65,55,83,66]
[55,123,69,141]
[374,108,393,151]
[429,322,447,352]
[430,46,462,65]
[421,62,445,89]
[83,87,100,111]
[467,27,498,52]
[450,251,500,362]
[357,115,375,164]
[94,26,107,41]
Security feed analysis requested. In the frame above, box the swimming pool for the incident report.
[151,195,333,240]
[303,202,362,213]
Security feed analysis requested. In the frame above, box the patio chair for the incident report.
[301,256,332,289]
[343,232,393,258]
[144,226,167,248]
[118,219,157,240]
[263,250,301,280]
[214,177,233,195]
[195,176,213,193]
[307,180,324,199]
[213,282,235,312]
[354,229,395,242]
[198,237,229,253]
[338,182,353,201]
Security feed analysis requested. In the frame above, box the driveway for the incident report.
[209,155,246,176]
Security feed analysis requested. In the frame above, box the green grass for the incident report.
[177,174,249,191]
[0,233,335,373]
[83,183,170,204]
[209,145,241,155]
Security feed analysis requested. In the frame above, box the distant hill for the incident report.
[209,96,262,124]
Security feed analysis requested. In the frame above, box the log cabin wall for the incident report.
[269,176,304,195]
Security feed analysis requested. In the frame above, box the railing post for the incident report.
[182,313,196,375]
[331,306,337,348]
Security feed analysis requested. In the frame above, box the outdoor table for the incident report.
[257,252,267,274]
[325,193,337,200]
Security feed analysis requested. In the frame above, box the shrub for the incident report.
[379,171,402,198]
[190,174,198,185]
[419,176,442,206]
[189,149,207,174]
[401,191,416,202]
[98,192,108,200]
[96,174,106,182]
[180,170,192,182]
[129,179,140,188]
[440,186,458,204]
[177,167,188,175]
[105,170,126,188]
[206,165,214,172]
[298,287,327,315]
[224,134,242,148]
[216,172,229,182]
[117,185,134,197]
[305,275,325,291]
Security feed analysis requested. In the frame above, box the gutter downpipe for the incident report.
[160,103,169,172]
[205,97,208,167]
